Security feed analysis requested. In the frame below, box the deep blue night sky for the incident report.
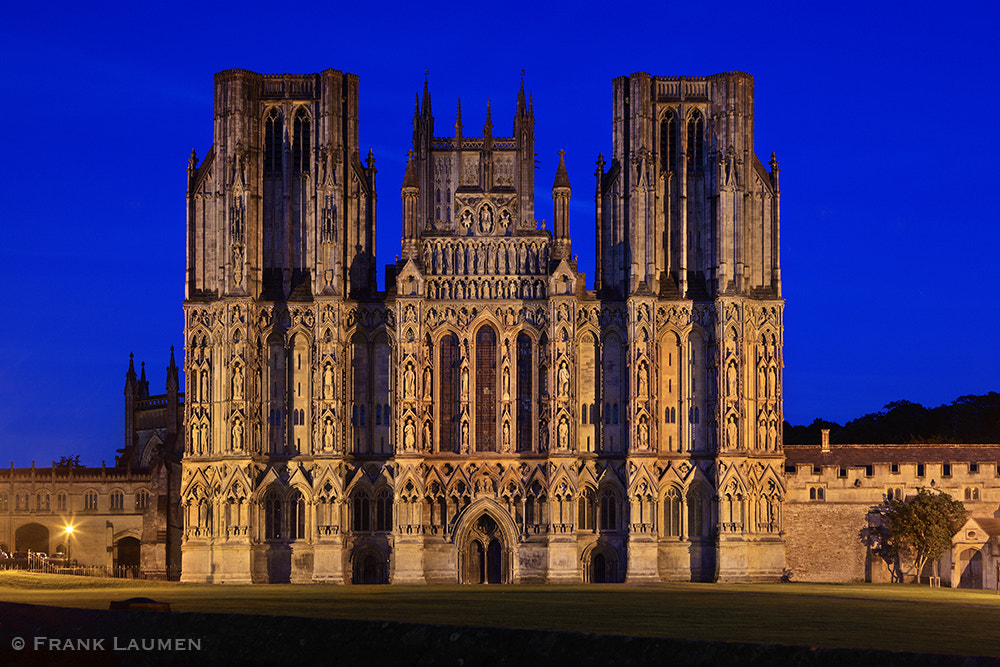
[2,1,997,466]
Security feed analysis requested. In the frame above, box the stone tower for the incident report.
[181,69,377,582]
[179,68,784,584]
[595,72,784,580]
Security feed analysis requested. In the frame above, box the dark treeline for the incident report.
[783,392,1000,445]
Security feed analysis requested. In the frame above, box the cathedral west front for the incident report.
[180,68,785,584]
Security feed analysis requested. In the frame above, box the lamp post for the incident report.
[64,525,74,566]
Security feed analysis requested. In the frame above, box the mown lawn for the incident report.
[1,572,998,657]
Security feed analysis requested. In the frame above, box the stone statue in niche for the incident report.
[422,420,432,451]
[478,205,494,234]
[638,419,649,450]
[232,365,244,400]
[637,364,648,397]
[727,415,738,449]
[324,365,334,399]
[503,421,510,451]
[232,420,243,450]
[503,368,510,400]
[324,418,334,450]
[558,362,570,397]
[558,418,569,450]
[461,421,469,452]
[539,422,549,452]
[404,364,416,400]
[727,363,737,398]
[232,246,244,288]
[461,365,469,399]
[404,419,416,451]
[422,367,432,399]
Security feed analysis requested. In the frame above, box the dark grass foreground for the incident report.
[0,601,996,667]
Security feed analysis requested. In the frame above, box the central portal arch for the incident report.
[455,500,517,584]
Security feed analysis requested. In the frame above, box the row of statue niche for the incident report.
[422,240,548,276]
[428,277,546,301]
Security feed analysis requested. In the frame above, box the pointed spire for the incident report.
[402,150,419,189]
[553,149,571,190]
[528,92,534,119]
[421,76,432,118]
[455,98,463,136]
[517,78,527,117]
[125,352,137,394]
[484,98,493,137]
[139,361,150,398]
[167,345,179,392]
[413,92,420,119]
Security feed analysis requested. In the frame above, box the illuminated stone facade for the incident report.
[180,69,785,583]
[0,353,183,578]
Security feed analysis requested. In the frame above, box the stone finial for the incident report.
[821,429,830,452]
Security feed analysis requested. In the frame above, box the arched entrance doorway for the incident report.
[115,536,140,568]
[351,547,388,585]
[463,514,506,584]
[586,545,620,583]
[591,553,606,583]
[959,548,983,589]
[15,523,49,554]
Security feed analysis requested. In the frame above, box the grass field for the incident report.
[1,571,998,657]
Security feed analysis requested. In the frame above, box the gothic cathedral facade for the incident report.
[180,69,785,583]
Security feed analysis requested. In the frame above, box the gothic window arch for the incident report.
[110,490,124,511]
[84,490,98,511]
[292,107,310,176]
[660,108,678,173]
[515,332,532,452]
[438,332,460,453]
[263,107,283,177]
[664,488,682,537]
[577,487,596,531]
[687,109,704,172]
[475,325,497,452]
[265,490,282,540]
[599,489,619,530]
[352,489,371,532]
[289,489,306,539]
[375,490,393,532]
[135,489,149,511]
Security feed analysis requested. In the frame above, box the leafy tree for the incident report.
[860,488,968,583]
[54,455,82,469]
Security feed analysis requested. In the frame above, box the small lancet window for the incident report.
[292,107,310,175]
[687,109,704,172]
[264,107,284,177]
[660,109,677,173]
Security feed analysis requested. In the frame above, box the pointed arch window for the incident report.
[687,109,704,172]
[599,491,617,530]
[352,490,371,532]
[264,107,283,177]
[375,490,393,532]
[578,489,596,531]
[515,333,532,452]
[439,333,460,453]
[475,326,497,452]
[292,107,310,175]
[265,491,282,540]
[289,490,306,539]
[660,109,678,173]
[664,488,681,537]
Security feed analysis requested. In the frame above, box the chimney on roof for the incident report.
[821,429,831,453]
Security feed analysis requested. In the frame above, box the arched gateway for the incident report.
[456,502,517,584]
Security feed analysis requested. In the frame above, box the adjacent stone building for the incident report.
[0,352,183,578]
[783,430,1000,587]
[179,68,786,583]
